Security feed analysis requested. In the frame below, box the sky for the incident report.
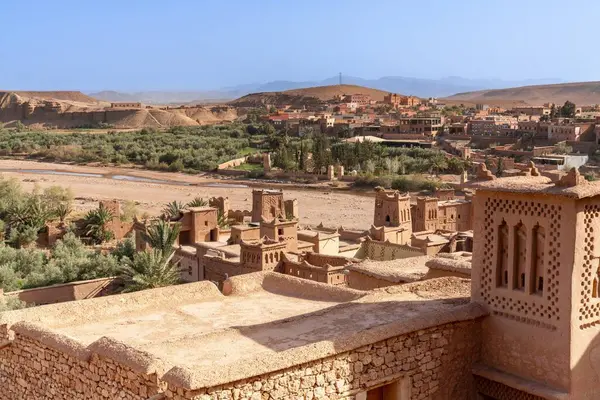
[1,0,599,91]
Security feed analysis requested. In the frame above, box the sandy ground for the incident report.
[0,160,375,230]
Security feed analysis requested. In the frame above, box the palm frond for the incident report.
[186,197,208,208]
[162,200,185,220]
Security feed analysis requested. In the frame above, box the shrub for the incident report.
[0,297,27,311]
[353,174,392,189]
[112,236,136,262]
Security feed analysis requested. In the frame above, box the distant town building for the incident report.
[511,106,551,116]
[383,93,419,108]
[342,94,371,106]
[411,190,473,233]
[381,117,443,138]
[468,116,518,136]
[110,102,142,109]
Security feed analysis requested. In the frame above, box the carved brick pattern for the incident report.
[481,198,561,329]
[579,205,600,329]
[475,376,546,400]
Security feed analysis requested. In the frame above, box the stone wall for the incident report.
[0,318,482,400]
[166,320,481,400]
[0,328,164,400]
[217,156,248,170]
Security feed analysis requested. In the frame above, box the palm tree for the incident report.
[186,197,208,208]
[428,154,448,176]
[24,196,52,230]
[83,206,114,244]
[141,219,181,258]
[54,203,72,224]
[6,202,30,231]
[217,210,229,229]
[119,249,180,292]
[162,200,185,220]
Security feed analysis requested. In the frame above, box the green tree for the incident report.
[141,219,181,259]
[217,209,229,229]
[112,236,136,262]
[554,142,573,155]
[83,206,114,244]
[0,297,27,312]
[428,154,448,175]
[261,123,276,136]
[385,157,399,175]
[549,104,557,119]
[561,101,576,118]
[8,226,39,249]
[484,155,492,169]
[119,249,181,292]
[14,121,26,132]
[495,157,504,177]
[187,197,208,208]
[162,200,185,220]
[311,134,332,174]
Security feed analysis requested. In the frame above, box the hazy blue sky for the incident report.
[1,0,598,91]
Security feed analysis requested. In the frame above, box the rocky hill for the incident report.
[445,81,600,106]
[0,91,238,129]
[229,84,391,107]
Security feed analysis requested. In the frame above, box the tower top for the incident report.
[470,170,599,199]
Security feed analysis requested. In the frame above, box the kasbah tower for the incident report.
[470,168,600,399]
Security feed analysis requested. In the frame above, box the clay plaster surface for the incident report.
[348,256,433,283]
[1,273,482,389]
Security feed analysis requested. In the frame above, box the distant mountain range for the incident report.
[446,80,600,106]
[88,75,563,104]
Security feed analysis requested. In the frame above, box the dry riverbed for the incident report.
[0,160,375,230]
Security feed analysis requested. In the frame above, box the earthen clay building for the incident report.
[5,171,600,399]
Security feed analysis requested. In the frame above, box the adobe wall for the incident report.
[347,271,396,290]
[471,190,574,391]
[228,209,252,224]
[423,269,469,281]
[302,252,355,267]
[177,250,202,283]
[568,197,600,399]
[203,257,244,286]
[99,201,135,240]
[3,277,120,306]
[355,239,423,261]
[338,228,368,242]
[280,260,346,286]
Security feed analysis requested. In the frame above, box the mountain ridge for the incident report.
[88,75,562,104]
[445,81,600,105]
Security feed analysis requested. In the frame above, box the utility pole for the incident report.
[339,72,342,86]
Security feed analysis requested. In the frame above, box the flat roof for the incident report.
[426,256,472,276]
[1,272,483,390]
[471,175,600,199]
[348,256,432,283]
[231,225,260,231]
[438,199,470,206]
[297,229,340,238]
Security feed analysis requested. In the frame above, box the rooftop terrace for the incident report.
[0,272,484,390]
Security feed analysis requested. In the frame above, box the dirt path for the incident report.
[0,160,375,230]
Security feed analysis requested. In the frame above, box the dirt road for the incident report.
[0,160,375,230]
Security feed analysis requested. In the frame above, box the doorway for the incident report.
[363,379,408,400]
